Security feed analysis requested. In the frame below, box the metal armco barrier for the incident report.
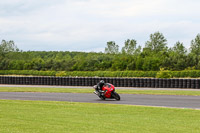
[0,76,200,89]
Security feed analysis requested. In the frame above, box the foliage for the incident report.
[104,41,119,54]
[0,70,157,77]
[0,40,19,54]
[156,68,172,79]
[144,32,168,54]
[121,39,137,55]
[1,70,200,78]
[0,40,20,62]
[190,34,200,56]
[1,32,200,74]
[55,71,67,77]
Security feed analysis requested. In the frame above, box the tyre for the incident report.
[112,92,120,101]
[99,95,105,100]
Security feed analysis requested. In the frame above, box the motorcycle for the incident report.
[93,83,120,101]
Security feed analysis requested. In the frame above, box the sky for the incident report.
[0,0,200,52]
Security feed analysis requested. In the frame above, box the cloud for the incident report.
[0,0,200,51]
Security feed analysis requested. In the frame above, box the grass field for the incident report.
[1,87,200,96]
[0,99,200,133]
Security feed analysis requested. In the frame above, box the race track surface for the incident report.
[0,92,200,109]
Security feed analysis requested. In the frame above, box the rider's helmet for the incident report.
[99,80,105,84]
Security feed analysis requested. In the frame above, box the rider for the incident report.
[94,80,105,96]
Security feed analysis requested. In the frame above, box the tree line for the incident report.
[1,32,200,71]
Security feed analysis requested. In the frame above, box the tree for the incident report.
[111,55,128,70]
[144,32,168,53]
[135,45,142,55]
[105,41,119,54]
[135,57,143,70]
[167,42,187,70]
[190,34,200,56]
[189,34,200,69]
[172,41,187,55]
[121,39,137,55]
[142,56,160,71]
[0,40,19,56]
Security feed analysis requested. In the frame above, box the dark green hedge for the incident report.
[0,70,157,77]
[0,70,56,76]
[0,70,200,78]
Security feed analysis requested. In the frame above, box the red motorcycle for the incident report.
[93,83,120,100]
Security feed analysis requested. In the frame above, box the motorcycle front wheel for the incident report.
[112,91,120,101]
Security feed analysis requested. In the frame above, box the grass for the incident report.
[0,99,200,133]
[1,87,200,96]
[0,87,92,93]
[118,89,200,96]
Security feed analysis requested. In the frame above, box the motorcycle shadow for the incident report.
[95,99,121,102]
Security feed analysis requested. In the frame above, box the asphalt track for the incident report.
[1,92,200,109]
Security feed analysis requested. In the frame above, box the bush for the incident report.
[1,70,200,78]
[56,71,67,77]
[156,68,172,79]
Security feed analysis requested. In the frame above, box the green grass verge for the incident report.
[0,100,200,133]
[1,87,200,96]
[118,89,200,96]
[0,87,92,93]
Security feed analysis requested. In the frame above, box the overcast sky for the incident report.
[0,0,200,52]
